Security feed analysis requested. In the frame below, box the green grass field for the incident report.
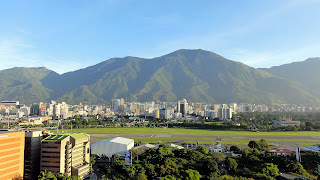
[56,127,320,146]
[97,136,318,146]
[296,143,317,146]
[62,127,320,136]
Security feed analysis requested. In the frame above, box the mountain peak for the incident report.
[0,50,318,105]
[304,57,320,63]
[170,48,214,55]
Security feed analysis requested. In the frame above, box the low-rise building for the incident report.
[269,147,294,156]
[272,119,300,127]
[91,137,134,157]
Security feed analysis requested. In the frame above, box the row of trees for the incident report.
[37,170,80,180]
[176,112,320,131]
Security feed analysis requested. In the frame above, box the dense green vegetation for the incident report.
[0,49,319,104]
[103,139,318,180]
[235,112,320,131]
[38,170,80,180]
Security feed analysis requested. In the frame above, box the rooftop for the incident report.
[0,129,20,134]
[303,144,320,153]
[94,137,134,145]
[43,134,69,142]
[63,133,89,140]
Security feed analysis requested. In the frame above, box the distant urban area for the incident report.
[1,99,319,123]
[2,99,320,179]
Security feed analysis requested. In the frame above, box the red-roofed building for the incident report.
[269,147,294,156]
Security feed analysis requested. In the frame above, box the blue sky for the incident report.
[0,0,319,74]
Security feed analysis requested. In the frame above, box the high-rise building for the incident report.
[212,104,220,111]
[218,104,233,120]
[229,103,237,114]
[30,103,40,116]
[159,109,171,120]
[154,110,160,119]
[194,103,205,114]
[112,99,122,111]
[48,100,56,116]
[39,102,47,116]
[0,130,25,180]
[177,99,188,116]
[60,102,69,118]
[40,133,91,179]
[139,104,146,113]
[257,104,269,112]
[54,103,61,116]
[24,130,43,180]
[206,110,218,119]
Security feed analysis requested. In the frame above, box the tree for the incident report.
[38,170,57,180]
[187,150,205,162]
[260,163,279,177]
[135,173,147,180]
[125,165,136,178]
[90,154,96,165]
[230,145,241,154]
[248,140,259,149]
[212,152,226,163]
[181,169,201,180]
[225,158,238,172]
[130,149,139,160]
[286,161,309,177]
[202,159,220,176]
[158,175,177,180]
[258,139,269,151]
[196,145,209,154]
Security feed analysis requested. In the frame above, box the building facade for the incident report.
[40,133,90,179]
[177,99,188,116]
[24,130,43,180]
[0,130,25,180]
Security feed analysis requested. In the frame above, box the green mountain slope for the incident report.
[56,49,320,105]
[260,58,320,95]
[0,67,54,103]
[0,49,319,105]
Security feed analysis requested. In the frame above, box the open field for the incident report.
[296,143,317,146]
[96,136,318,146]
[61,127,320,136]
[57,127,320,150]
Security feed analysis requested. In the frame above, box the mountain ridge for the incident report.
[0,49,319,105]
[260,57,320,97]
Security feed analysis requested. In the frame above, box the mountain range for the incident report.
[0,49,319,105]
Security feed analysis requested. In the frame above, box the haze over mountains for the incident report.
[0,49,319,105]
